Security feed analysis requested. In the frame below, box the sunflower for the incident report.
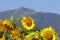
[32,34,40,40]
[0,20,8,31]
[40,26,56,40]
[24,31,41,40]
[0,34,6,40]
[21,16,35,30]
[32,31,41,40]
[2,20,15,29]
[32,37,40,40]
[0,20,4,31]
[24,32,35,40]
[10,26,24,39]
[0,20,3,24]
[15,38,21,40]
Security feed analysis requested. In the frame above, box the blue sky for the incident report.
[0,0,60,14]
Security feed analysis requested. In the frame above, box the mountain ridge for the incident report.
[0,7,60,32]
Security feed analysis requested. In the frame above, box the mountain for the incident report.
[0,7,60,32]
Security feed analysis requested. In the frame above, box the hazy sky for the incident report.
[0,0,60,14]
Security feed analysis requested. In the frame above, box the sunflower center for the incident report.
[32,38,39,40]
[24,18,32,27]
[0,35,3,38]
[44,31,53,40]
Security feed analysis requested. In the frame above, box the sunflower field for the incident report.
[0,16,60,40]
